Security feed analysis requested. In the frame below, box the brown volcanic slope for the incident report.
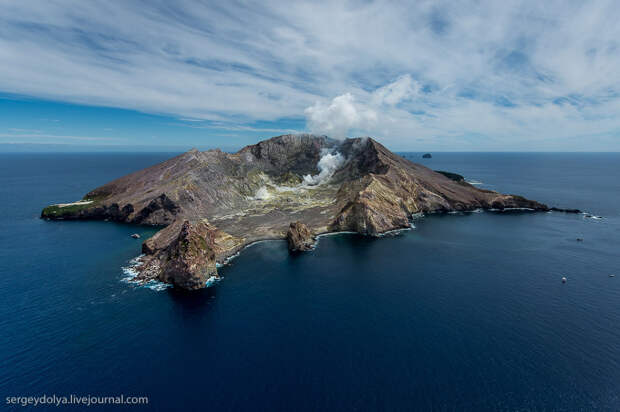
[41,134,551,290]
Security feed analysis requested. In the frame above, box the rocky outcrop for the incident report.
[137,220,218,289]
[131,193,180,225]
[157,220,218,290]
[286,222,315,252]
[42,134,563,290]
[136,219,244,289]
[435,170,464,182]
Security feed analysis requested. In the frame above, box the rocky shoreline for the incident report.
[42,134,579,290]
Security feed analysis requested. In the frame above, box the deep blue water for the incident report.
[1,152,619,411]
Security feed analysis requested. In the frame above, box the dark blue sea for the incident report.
[1,152,619,411]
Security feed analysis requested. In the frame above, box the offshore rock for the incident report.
[286,222,315,252]
[42,134,556,290]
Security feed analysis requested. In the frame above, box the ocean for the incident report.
[1,152,619,410]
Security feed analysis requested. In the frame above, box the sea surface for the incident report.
[1,152,619,411]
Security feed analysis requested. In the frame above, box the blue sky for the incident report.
[1,0,619,151]
[0,94,302,151]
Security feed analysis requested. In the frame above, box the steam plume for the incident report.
[303,150,345,186]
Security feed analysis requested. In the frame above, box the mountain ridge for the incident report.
[41,134,557,290]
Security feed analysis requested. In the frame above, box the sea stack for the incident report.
[286,221,316,252]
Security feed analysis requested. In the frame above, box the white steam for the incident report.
[303,150,345,186]
[304,93,376,139]
[252,151,345,201]
[254,186,271,200]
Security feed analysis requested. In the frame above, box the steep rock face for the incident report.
[132,193,180,225]
[137,219,243,289]
[286,222,315,252]
[330,138,548,234]
[159,220,217,289]
[42,134,559,290]
[238,134,337,175]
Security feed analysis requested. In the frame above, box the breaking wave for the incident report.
[205,275,220,288]
[376,223,416,237]
[121,255,171,292]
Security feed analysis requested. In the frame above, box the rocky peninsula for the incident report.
[41,134,563,290]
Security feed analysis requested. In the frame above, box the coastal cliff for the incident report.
[42,134,555,289]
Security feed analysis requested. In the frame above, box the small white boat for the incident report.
[561,277,567,283]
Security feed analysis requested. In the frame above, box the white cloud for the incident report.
[0,1,619,149]
[304,93,376,139]
[371,74,419,106]
[304,74,421,139]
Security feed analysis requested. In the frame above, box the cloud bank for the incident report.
[1,1,620,149]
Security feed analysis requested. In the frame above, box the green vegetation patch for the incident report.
[41,202,94,218]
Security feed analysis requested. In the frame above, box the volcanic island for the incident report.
[41,134,572,290]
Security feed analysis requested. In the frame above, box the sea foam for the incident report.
[120,255,171,291]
